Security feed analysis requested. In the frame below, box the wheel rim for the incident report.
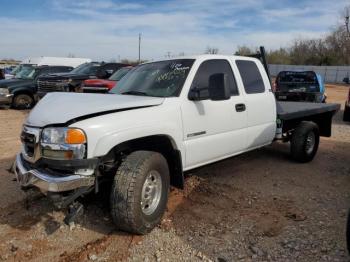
[305,132,315,154]
[17,96,31,108]
[141,170,162,216]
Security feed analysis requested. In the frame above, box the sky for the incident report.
[0,0,348,61]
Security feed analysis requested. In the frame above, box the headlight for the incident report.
[42,127,86,144]
[0,88,9,95]
[41,127,87,160]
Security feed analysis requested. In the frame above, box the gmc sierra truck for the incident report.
[14,55,340,234]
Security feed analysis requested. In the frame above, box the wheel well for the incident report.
[13,90,34,99]
[101,135,184,189]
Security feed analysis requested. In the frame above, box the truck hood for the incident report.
[0,78,33,90]
[26,92,165,127]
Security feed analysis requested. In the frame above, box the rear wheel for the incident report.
[343,104,350,122]
[110,151,170,234]
[290,121,319,163]
[12,94,34,109]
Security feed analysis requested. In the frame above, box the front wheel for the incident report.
[12,94,34,109]
[110,151,170,234]
[290,121,320,163]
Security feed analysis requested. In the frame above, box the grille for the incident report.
[21,131,36,157]
[21,127,41,163]
[37,80,66,92]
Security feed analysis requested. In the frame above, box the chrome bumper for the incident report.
[14,154,95,192]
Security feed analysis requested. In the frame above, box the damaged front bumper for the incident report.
[14,154,96,192]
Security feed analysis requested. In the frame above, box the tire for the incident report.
[12,94,34,109]
[290,121,319,163]
[343,104,350,122]
[110,151,170,234]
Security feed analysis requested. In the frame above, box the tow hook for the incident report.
[64,201,84,225]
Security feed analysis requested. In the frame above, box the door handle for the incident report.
[235,103,246,112]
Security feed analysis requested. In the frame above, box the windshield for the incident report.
[71,63,101,75]
[11,65,22,75]
[276,71,320,92]
[15,66,37,79]
[110,59,194,97]
[109,67,132,81]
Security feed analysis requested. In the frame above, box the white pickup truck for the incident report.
[14,55,340,234]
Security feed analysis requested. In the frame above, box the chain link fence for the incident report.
[268,64,350,84]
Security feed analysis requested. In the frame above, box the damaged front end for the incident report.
[14,125,99,222]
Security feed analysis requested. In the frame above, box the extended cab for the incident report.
[14,55,340,234]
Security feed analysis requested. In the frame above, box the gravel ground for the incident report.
[0,84,349,262]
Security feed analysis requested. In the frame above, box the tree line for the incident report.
[235,8,350,66]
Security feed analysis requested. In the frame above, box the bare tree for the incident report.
[234,46,255,56]
[205,46,219,54]
[67,53,75,58]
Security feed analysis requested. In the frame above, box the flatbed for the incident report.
[276,101,340,137]
[277,101,340,121]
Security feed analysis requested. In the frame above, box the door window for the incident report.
[236,60,265,94]
[190,59,238,99]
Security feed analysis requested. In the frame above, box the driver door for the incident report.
[181,59,247,170]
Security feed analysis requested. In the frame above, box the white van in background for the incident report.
[6,57,91,79]
[21,57,91,68]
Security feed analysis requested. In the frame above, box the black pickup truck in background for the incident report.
[36,62,129,98]
[274,71,326,103]
[0,65,73,109]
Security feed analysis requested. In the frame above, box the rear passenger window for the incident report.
[236,60,265,94]
[190,59,238,99]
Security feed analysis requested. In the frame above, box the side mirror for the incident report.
[188,85,209,101]
[208,73,230,101]
[343,77,349,84]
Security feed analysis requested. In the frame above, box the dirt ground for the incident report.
[0,84,349,262]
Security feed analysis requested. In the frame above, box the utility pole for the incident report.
[138,33,141,64]
[346,14,349,37]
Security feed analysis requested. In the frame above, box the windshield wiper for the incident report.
[121,91,149,96]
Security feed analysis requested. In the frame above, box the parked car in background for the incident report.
[0,69,5,80]
[82,66,133,93]
[343,77,350,122]
[274,71,326,103]
[37,62,129,98]
[0,65,73,109]
[5,57,90,79]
